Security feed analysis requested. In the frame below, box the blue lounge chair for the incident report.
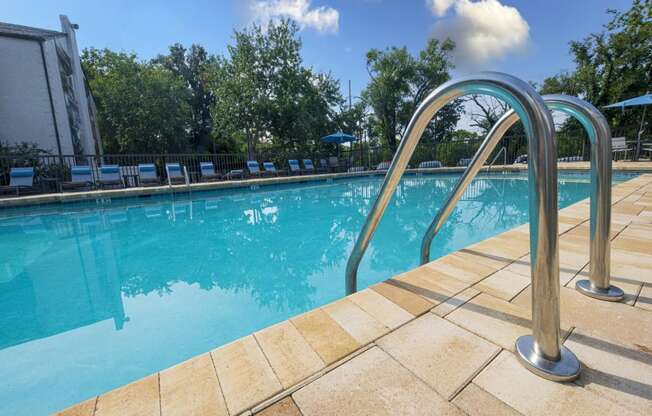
[63,166,94,190]
[138,164,160,186]
[303,159,316,174]
[247,160,272,178]
[166,163,186,185]
[200,162,221,182]
[288,159,303,175]
[263,162,283,176]
[348,166,366,173]
[0,167,34,195]
[98,165,123,189]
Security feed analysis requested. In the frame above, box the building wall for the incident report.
[0,36,74,154]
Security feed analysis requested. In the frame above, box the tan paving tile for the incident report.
[348,287,414,329]
[55,398,96,416]
[456,249,512,272]
[291,309,360,364]
[292,347,462,416]
[255,397,303,416]
[255,321,325,389]
[512,286,652,353]
[211,335,282,415]
[393,267,468,304]
[370,280,434,316]
[95,374,160,416]
[452,383,521,416]
[377,313,500,399]
[613,201,645,216]
[425,253,497,285]
[635,283,652,312]
[322,297,389,345]
[565,328,652,415]
[474,350,638,416]
[159,353,228,416]
[612,235,652,255]
[432,287,481,317]
[474,269,531,301]
[446,292,532,351]
[505,255,578,286]
[467,237,527,262]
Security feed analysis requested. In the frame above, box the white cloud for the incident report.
[428,0,530,69]
[248,0,339,34]
[427,0,456,17]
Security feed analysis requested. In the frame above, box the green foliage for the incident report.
[211,20,342,158]
[362,38,461,152]
[82,48,192,154]
[542,0,652,140]
[154,44,216,151]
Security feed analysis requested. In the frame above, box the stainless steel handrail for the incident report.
[345,72,580,381]
[420,94,622,301]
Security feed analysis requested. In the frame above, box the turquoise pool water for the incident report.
[0,170,639,415]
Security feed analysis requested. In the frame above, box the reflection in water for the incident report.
[0,172,630,415]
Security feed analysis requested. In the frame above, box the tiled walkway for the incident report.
[57,174,652,416]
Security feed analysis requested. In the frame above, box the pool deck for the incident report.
[56,168,652,416]
[3,160,652,209]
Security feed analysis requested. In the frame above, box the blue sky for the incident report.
[4,0,633,99]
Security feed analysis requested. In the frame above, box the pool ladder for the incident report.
[345,72,622,382]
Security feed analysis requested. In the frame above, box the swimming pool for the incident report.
[0,170,639,414]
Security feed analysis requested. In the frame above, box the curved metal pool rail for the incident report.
[420,94,623,302]
[344,72,581,381]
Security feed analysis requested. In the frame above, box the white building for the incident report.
[0,15,102,156]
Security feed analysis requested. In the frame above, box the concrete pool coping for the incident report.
[54,169,652,416]
[3,160,652,209]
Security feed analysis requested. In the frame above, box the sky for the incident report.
[3,0,633,100]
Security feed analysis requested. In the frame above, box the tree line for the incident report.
[81,0,650,159]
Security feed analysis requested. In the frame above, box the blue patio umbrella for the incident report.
[321,132,360,144]
[604,93,652,109]
[604,93,651,159]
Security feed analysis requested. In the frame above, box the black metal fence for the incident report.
[0,133,586,194]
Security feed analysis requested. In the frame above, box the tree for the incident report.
[82,48,191,154]
[211,20,344,159]
[541,0,651,142]
[362,38,461,152]
[155,44,217,151]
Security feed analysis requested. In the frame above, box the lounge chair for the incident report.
[513,154,527,164]
[288,159,303,175]
[303,159,316,174]
[138,164,160,186]
[418,160,443,169]
[225,169,245,179]
[0,167,34,196]
[62,166,94,191]
[375,161,391,171]
[200,162,221,182]
[98,165,123,189]
[457,158,472,167]
[328,157,340,172]
[320,159,330,172]
[166,163,186,185]
[247,160,272,178]
[263,162,285,176]
[348,166,366,173]
[612,137,632,160]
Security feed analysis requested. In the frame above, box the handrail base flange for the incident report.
[575,279,625,302]
[515,335,581,382]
